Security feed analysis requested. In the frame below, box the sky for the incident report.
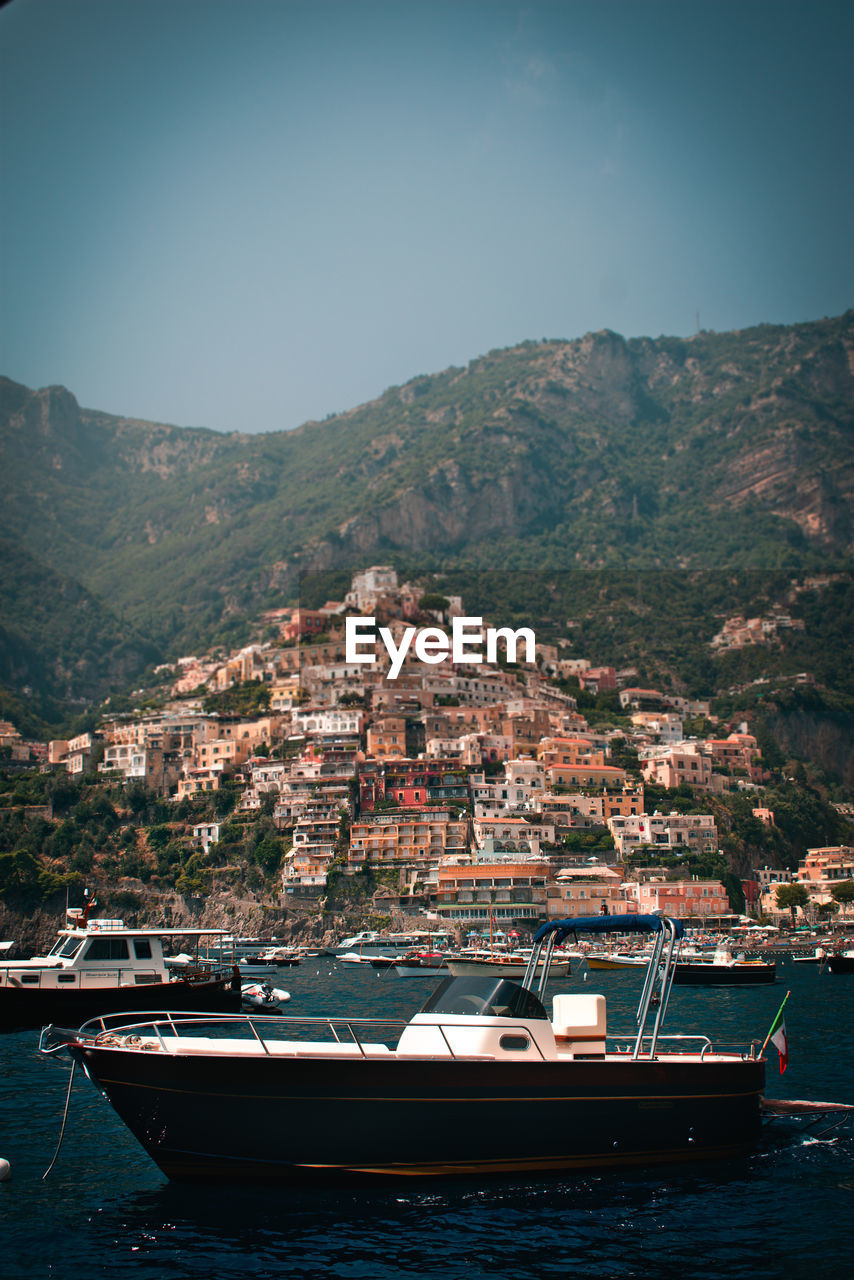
[1,0,852,435]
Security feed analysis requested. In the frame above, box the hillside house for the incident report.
[639,743,712,791]
[546,864,625,917]
[627,877,731,920]
[349,809,469,872]
[433,855,552,928]
[607,811,718,857]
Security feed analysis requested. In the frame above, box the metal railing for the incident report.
[39,1008,754,1065]
[44,1008,570,1062]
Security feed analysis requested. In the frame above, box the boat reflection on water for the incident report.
[40,913,781,1182]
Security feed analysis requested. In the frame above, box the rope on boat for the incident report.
[42,1058,76,1181]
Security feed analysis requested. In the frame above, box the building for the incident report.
[345,565,400,612]
[639,743,713,791]
[795,846,854,913]
[704,732,763,782]
[630,712,684,744]
[278,608,330,642]
[366,715,409,760]
[473,815,555,859]
[577,666,617,694]
[358,759,471,811]
[607,811,718,858]
[546,864,626,917]
[627,877,731,920]
[349,810,469,872]
[192,822,222,854]
[433,855,552,929]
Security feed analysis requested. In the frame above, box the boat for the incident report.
[827,950,854,974]
[327,930,451,960]
[791,945,829,965]
[40,913,769,1181]
[673,946,776,986]
[444,951,572,978]
[240,982,291,1013]
[0,905,240,1030]
[585,952,649,971]
[370,951,449,976]
[242,947,301,968]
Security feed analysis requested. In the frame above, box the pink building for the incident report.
[628,878,730,919]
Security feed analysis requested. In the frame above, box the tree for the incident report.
[830,880,854,906]
[775,881,810,926]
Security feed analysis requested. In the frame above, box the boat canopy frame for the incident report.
[524,913,684,1060]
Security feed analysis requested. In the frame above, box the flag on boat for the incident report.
[762,991,790,1074]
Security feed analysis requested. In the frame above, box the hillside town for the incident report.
[5,566,852,938]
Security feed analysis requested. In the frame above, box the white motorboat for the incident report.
[1,902,239,1029]
[240,982,291,1013]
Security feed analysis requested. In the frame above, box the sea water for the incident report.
[1,958,852,1280]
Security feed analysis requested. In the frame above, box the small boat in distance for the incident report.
[371,951,448,976]
[240,982,291,1013]
[585,952,648,971]
[673,947,776,986]
[41,913,769,1182]
[327,930,452,960]
[444,951,572,978]
[791,945,829,965]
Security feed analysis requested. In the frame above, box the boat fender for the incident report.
[0,1157,11,1181]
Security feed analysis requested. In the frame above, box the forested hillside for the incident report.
[2,312,853,729]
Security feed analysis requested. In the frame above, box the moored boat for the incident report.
[444,951,572,978]
[585,952,649,971]
[371,951,448,976]
[327,930,451,960]
[673,947,776,986]
[240,982,291,1012]
[791,946,829,965]
[1,906,240,1030]
[40,913,769,1182]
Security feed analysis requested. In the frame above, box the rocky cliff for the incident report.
[2,311,853,720]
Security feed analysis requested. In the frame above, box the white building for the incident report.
[607,811,718,857]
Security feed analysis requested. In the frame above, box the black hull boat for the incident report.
[673,961,776,986]
[51,1037,763,1181]
[827,952,854,974]
[1,904,241,1030]
[1,974,238,1030]
[41,914,767,1184]
[672,946,776,986]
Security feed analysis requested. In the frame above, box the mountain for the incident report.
[2,312,853,724]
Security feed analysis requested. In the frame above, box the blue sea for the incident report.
[2,958,853,1280]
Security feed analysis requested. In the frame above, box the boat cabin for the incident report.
[0,912,226,993]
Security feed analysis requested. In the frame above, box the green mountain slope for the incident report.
[0,538,159,734]
[2,312,853,716]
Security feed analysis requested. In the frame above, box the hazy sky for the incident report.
[2,0,852,434]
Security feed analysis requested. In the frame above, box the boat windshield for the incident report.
[418,977,548,1021]
[47,935,85,959]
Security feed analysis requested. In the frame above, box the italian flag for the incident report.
[765,994,790,1074]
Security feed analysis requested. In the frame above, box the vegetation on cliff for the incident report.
[2,311,853,728]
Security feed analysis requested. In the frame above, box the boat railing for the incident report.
[44,1010,412,1058]
[40,1010,757,1065]
[44,1008,566,1061]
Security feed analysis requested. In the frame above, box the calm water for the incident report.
[2,958,853,1280]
